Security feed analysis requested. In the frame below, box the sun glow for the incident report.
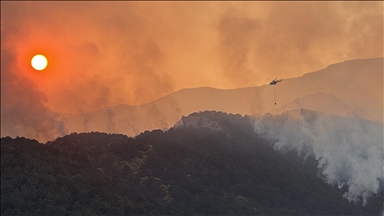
[31,54,48,71]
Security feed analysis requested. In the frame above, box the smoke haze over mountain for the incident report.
[1,1,382,142]
[1,1,382,114]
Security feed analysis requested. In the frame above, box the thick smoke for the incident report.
[253,109,384,205]
[2,2,382,115]
[217,2,383,86]
[1,1,176,114]
[1,45,67,142]
[218,8,260,86]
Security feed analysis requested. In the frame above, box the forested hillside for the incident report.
[1,111,382,215]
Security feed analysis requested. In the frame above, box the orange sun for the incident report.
[31,54,48,71]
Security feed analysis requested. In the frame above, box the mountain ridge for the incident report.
[59,57,383,114]
[57,57,383,139]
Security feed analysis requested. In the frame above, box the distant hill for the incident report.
[59,57,383,137]
[2,111,382,215]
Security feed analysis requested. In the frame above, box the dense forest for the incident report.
[1,111,383,215]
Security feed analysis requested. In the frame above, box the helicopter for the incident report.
[269,78,283,85]
[269,78,283,105]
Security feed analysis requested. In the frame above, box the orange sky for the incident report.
[1,1,383,114]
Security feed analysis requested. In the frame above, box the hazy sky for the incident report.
[1,1,383,114]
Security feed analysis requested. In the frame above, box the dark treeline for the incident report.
[1,111,383,215]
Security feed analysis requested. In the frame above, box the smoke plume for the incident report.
[106,108,116,133]
[252,109,384,205]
